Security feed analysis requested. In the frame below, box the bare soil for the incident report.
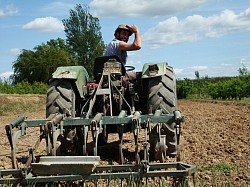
[0,95,249,186]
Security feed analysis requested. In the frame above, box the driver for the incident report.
[103,24,142,66]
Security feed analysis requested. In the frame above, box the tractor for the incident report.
[46,55,178,164]
[2,55,197,186]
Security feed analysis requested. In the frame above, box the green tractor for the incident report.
[46,55,178,163]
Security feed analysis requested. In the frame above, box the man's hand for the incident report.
[126,25,139,34]
[119,24,142,51]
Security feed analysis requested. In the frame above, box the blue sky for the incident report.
[1,0,250,80]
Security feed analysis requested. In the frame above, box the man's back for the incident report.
[104,39,127,65]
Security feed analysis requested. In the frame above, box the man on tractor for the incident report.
[104,24,142,65]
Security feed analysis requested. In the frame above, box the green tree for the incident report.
[238,65,249,76]
[12,38,76,84]
[62,4,105,77]
[195,71,200,79]
[176,78,193,99]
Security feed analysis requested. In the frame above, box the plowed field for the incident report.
[0,95,249,186]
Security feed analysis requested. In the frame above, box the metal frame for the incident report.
[0,162,196,185]
[1,111,196,186]
[5,110,184,167]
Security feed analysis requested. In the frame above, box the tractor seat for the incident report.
[94,56,126,80]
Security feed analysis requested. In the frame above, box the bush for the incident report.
[176,75,250,100]
[0,81,47,94]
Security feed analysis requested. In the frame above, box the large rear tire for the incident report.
[147,67,177,114]
[46,79,79,155]
[46,79,75,118]
[147,66,178,160]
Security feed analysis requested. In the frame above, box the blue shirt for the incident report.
[103,39,127,65]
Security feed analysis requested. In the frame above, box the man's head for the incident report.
[114,24,132,42]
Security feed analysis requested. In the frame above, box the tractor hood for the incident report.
[52,66,89,80]
[52,66,89,98]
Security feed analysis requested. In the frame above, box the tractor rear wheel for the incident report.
[147,66,178,161]
[46,79,75,118]
[46,79,81,155]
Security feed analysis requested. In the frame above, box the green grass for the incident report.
[200,163,240,172]
[196,163,250,187]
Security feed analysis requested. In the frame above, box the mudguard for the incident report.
[52,66,89,98]
[141,62,170,79]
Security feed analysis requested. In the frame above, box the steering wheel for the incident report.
[125,65,135,72]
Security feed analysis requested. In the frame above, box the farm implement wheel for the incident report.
[147,66,178,161]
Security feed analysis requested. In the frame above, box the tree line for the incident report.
[0,81,47,94]
[1,73,249,101]
[177,74,250,100]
